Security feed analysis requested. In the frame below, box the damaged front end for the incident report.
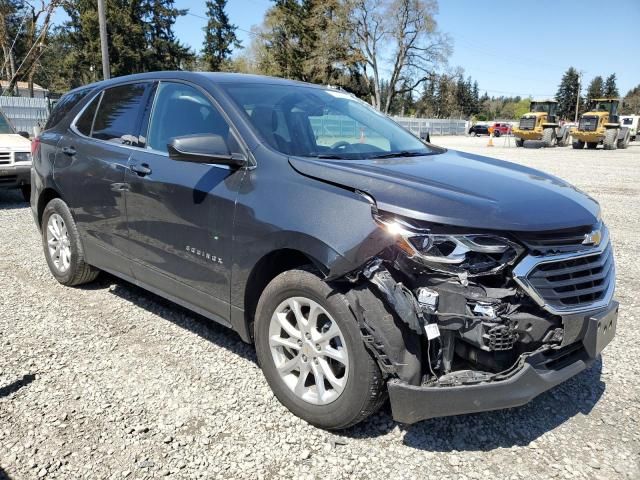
[341,207,618,424]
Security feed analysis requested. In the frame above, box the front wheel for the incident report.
[603,128,618,150]
[572,139,585,149]
[494,130,501,138]
[515,138,524,147]
[586,142,599,150]
[254,269,385,430]
[542,127,556,147]
[41,198,99,286]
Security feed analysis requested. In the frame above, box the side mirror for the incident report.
[167,134,246,167]
[18,131,30,139]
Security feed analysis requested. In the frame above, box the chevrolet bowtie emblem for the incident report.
[582,229,602,246]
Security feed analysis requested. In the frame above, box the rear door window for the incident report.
[91,83,150,145]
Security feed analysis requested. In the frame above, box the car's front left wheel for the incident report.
[41,198,99,286]
[254,268,385,430]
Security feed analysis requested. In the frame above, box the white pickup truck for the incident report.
[621,115,639,142]
[0,109,32,201]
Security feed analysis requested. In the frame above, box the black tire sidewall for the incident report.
[41,199,84,285]
[254,270,381,429]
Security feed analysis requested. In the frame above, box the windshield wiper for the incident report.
[307,154,346,159]
[370,151,427,159]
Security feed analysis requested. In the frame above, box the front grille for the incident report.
[522,242,614,311]
[519,117,536,130]
[516,225,596,254]
[0,152,10,165]
[579,116,599,132]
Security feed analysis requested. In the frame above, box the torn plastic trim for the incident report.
[362,258,426,335]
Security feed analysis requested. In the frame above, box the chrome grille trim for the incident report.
[513,227,615,315]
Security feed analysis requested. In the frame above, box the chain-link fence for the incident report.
[0,96,50,135]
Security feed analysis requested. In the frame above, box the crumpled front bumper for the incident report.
[388,301,618,424]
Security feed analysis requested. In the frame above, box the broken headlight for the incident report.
[376,215,523,276]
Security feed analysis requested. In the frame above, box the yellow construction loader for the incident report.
[571,98,631,150]
[512,100,570,147]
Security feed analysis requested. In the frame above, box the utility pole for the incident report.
[574,71,583,123]
[97,0,110,80]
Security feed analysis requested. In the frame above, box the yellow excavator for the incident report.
[512,100,570,148]
[571,98,630,150]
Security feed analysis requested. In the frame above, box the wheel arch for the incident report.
[240,248,327,343]
[37,187,63,228]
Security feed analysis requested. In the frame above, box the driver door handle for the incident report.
[130,163,152,177]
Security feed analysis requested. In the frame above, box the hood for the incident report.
[0,134,31,151]
[289,149,600,232]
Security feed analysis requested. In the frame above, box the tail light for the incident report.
[31,136,41,156]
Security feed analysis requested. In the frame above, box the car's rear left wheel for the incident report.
[254,268,385,430]
[42,198,99,286]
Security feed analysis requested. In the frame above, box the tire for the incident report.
[556,128,569,147]
[254,268,385,430]
[603,128,618,150]
[572,139,585,149]
[41,198,99,286]
[542,127,556,147]
[617,130,630,149]
[586,142,598,150]
[20,185,30,203]
[494,130,501,138]
[515,138,524,147]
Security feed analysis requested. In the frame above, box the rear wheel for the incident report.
[254,269,385,430]
[542,127,556,147]
[494,130,501,138]
[556,128,570,147]
[572,139,585,149]
[617,130,630,149]
[515,138,524,147]
[42,198,99,286]
[586,142,599,150]
[603,128,618,150]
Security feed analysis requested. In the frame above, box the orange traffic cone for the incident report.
[487,126,494,147]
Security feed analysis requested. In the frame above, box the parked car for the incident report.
[32,72,617,429]
[468,123,489,136]
[491,122,512,137]
[0,108,32,201]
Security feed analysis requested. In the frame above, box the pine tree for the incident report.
[141,0,193,71]
[586,76,603,105]
[555,67,581,120]
[203,0,241,72]
[603,73,619,98]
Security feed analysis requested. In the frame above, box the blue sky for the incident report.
[59,0,640,98]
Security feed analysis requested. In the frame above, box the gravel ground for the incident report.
[1,136,639,480]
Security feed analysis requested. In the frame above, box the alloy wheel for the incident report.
[268,296,349,405]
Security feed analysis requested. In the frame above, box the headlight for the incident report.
[14,152,32,163]
[375,215,523,276]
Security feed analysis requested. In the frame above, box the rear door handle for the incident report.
[62,146,76,156]
[130,163,152,177]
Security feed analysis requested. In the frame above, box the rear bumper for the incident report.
[388,301,618,424]
[0,165,31,189]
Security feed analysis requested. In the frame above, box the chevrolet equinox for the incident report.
[31,72,618,429]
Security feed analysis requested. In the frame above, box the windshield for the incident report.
[221,83,438,159]
[530,103,551,113]
[589,101,617,114]
[0,111,15,134]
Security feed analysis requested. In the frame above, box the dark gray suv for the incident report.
[31,72,617,429]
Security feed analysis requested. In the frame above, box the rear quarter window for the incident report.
[45,89,92,130]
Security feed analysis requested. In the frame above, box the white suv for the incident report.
[0,109,32,201]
